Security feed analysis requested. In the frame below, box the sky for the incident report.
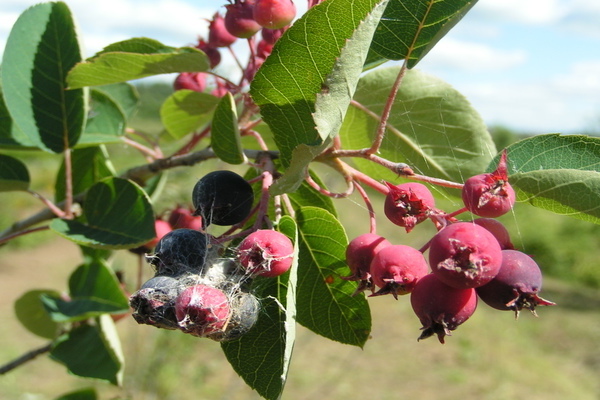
[1,0,599,134]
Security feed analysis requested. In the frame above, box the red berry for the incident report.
[225,0,262,39]
[476,250,555,317]
[472,218,514,250]
[341,233,392,295]
[429,222,502,289]
[256,39,274,59]
[369,245,428,299]
[208,12,237,47]
[462,150,516,217]
[174,72,206,92]
[384,182,435,232]
[261,27,286,44]
[168,206,203,230]
[238,230,294,277]
[196,40,221,68]
[410,274,478,343]
[175,284,230,336]
[253,0,297,30]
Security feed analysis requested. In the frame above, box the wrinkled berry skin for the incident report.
[148,228,208,275]
[208,12,237,47]
[175,284,230,336]
[253,0,297,30]
[369,245,428,299]
[472,218,514,250]
[192,170,254,227]
[384,182,435,232]
[462,150,515,218]
[130,276,181,330]
[476,250,555,317]
[429,222,502,289]
[410,274,478,344]
[238,230,294,277]
[225,0,262,38]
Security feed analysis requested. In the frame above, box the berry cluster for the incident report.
[129,170,294,341]
[174,0,298,94]
[343,152,555,343]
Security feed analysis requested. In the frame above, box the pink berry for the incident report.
[429,222,502,289]
[196,40,221,68]
[476,250,555,317]
[225,0,262,39]
[369,245,428,299]
[168,206,203,231]
[174,72,206,92]
[261,27,286,44]
[384,182,435,232]
[175,284,230,336]
[238,230,294,277]
[462,150,516,218]
[253,0,297,30]
[472,218,514,250]
[410,274,478,344]
[341,233,392,295]
[208,12,237,47]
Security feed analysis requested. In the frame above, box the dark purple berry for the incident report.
[148,228,208,275]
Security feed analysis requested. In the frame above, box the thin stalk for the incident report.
[0,342,53,375]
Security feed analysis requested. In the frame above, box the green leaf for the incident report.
[77,89,126,146]
[340,67,495,186]
[67,38,210,88]
[54,388,97,400]
[212,92,245,164]
[42,296,128,323]
[222,216,298,400]
[0,81,36,149]
[50,177,155,249]
[251,0,390,193]
[160,89,218,139]
[287,170,337,217]
[95,83,139,120]
[0,154,30,191]
[370,0,478,68]
[495,134,600,224]
[14,289,61,339]
[55,146,115,202]
[50,315,124,385]
[295,207,371,347]
[1,2,86,153]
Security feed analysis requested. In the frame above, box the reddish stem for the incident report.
[354,181,377,235]
[0,225,50,246]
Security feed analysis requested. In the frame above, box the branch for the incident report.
[0,342,53,375]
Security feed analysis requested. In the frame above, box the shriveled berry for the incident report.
[429,222,502,289]
[341,233,392,295]
[208,12,237,47]
[225,0,262,39]
[192,170,254,226]
[476,250,555,317]
[472,218,514,250]
[369,245,428,299]
[168,206,202,230]
[148,228,208,275]
[253,0,297,30]
[175,284,230,336]
[384,182,435,232]
[130,275,180,330]
[462,150,515,217]
[410,274,478,344]
[238,230,294,277]
[214,289,260,341]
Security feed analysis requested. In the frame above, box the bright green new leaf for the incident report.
[50,315,124,385]
[295,207,371,347]
[160,90,219,139]
[494,134,600,224]
[340,67,495,186]
[222,216,298,400]
[67,38,210,88]
[50,177,155,249]
[94,83,139,120]
[370,0,478,68]
[252,0,389,194]
[212,92,245,164]
[0,154,30,191]
[14,289,62,339]
[1,1,86,153]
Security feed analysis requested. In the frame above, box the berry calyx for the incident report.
[462,150,516,218]
[342,233,392,295]
[208,12,237,47]
[253,0,297,30]
[476,250,556,317]
[410,274,478,344]
[369,245,428,299]
[175,284,231,336]
[237,230,294,277]
[192,170,254,227]
[429,222,502,289]
[384,182,435,232]
[224,0,262,39]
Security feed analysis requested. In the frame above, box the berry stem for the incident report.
[304,172,354,198]
[354,181,377,234]
[0,225,50,246]
[0,342,53,375]
[63,148,74,218]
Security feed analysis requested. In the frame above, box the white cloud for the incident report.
[474,0,568,25]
